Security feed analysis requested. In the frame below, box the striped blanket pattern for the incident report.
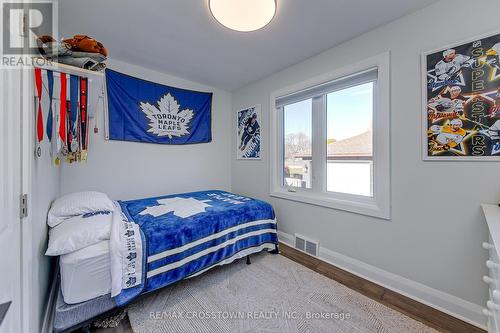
[114,190,278,305]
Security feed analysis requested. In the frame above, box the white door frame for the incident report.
[0,1,28,332]
[21,65,34,333]
[19,2,59,331]
[20,1,35,332]
[0,67,23,333]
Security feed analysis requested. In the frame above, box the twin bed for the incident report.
[50,190,279,332]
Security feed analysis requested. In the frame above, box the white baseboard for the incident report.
[278,231,486,330]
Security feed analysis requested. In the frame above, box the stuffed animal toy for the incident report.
[63,35,108,57]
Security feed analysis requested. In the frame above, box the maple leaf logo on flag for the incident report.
[140,93,194,138]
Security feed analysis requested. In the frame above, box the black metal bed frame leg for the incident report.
[80,324,91,333]
[246,255,251,265]
[269,243,280,254]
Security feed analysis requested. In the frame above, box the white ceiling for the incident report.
[59,0,438,91]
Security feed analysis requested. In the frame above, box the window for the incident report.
[283,99,312,189]
[326,82,373,196]
[270,53,390,219]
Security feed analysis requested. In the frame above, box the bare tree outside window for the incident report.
[285,132,311,159]
[283,99,312,189]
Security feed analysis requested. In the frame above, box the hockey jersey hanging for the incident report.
[105,69,212,145]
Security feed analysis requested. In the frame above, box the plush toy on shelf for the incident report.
[63,35,108,57]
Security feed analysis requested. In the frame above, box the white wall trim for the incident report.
[278,231,486,330]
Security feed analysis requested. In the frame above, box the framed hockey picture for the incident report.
[422,31,500,160]
[236,105,262,160]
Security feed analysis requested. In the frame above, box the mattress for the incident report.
[53,287,116,333]
[59,240,111,304]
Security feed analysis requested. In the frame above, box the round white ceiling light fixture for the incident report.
[209,0,276,32]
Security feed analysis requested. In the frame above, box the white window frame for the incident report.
[269,52,391,219]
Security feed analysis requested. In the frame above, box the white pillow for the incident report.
[48,191,114,227]
[45,211,113,256]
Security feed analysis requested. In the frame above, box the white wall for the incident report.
[61,59,232,200]
[31,112,61,331]
[232,0,500,326]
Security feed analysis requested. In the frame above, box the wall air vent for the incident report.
[294,234,319,257]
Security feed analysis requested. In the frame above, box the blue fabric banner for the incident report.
[106,69,212,144]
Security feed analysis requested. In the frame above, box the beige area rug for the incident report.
[127,253,437,333]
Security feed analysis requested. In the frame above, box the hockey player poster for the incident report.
[236,105,261,159]
[423,31,500,160]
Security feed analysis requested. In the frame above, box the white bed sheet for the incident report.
[59,240,111,304]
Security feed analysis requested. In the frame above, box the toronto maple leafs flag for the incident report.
[106,69,212,144]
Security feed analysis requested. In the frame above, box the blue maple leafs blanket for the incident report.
[110,190,278,306]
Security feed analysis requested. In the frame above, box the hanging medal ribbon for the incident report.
[68,75,79,162]
[66,100,72,156]
[46,70,56,159]
[59,73,67,146]
[32,71,95,165]
[55,73,68,166]
[46,70,54,141]
[34,68,44,158]
[79,77,89,161]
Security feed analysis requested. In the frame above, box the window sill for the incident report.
[270,188,391,220]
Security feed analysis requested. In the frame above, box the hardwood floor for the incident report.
[279,242,486,333]
[88,244,485,333]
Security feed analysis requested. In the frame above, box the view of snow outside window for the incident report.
[283,82,373,196]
